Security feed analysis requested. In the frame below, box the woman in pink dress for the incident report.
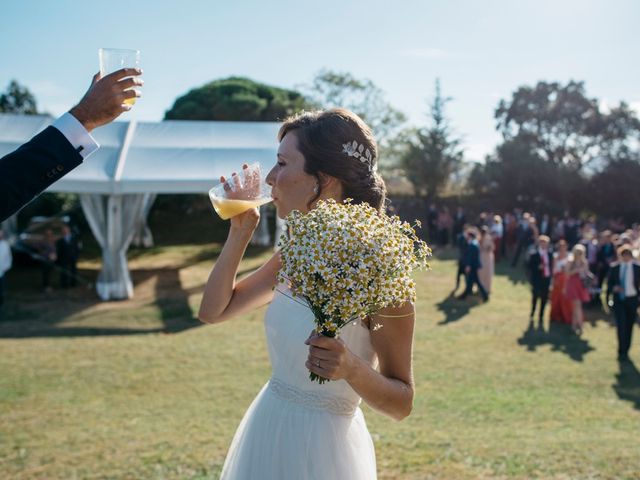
[478,226,495,294]
[550,240,572,324]
[564,244,591,335]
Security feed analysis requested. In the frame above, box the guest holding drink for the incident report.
[564,244,591,335]
[550,240,572,324]
[0,66,143,221]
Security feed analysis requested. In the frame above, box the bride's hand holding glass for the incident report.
[219,164,261,232]
[210,162,272,231]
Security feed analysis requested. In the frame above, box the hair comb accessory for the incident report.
[342,140,377,173]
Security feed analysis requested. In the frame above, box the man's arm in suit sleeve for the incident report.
[0,113,99,222]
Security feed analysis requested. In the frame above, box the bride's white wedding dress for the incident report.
[219,285,378,479]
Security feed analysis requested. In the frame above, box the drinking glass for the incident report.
[98,48,141,105]
[209,163,272,220]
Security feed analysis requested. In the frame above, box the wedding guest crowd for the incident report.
[425,203,640,359]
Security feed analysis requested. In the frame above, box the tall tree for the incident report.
[164,77,311,121]
[302,69,406,149]
[495,80,640,170]
[468,133,587,214]
[589,158,640,223]
[0,80,38,114]
[399,79,463,199]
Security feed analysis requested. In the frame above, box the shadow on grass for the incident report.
[494,258,529,286]
[436,292,483,325]
[0,246,280,338]
[613,359,640,410]
[517,320,595,362]
[0,265,202,338]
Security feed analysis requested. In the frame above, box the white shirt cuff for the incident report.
[52,112,100,160]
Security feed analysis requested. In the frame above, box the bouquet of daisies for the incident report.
[276,199,431,383]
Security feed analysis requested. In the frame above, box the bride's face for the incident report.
[266,131,318,219]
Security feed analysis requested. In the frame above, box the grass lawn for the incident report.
[0,242,639,479]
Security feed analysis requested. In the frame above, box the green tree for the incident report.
[399,79,463,199]
[164,77,310,121]
[468,134,587,214]
[0,80,38,114]
[470,80,640,215]
[495,80,640,170]
[301,69,407,154]
[589,158,640,223]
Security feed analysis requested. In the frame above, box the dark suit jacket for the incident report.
[607,263,640,304]
[56,235,80,265]
[539,219,552,236]
[597,243,616,265]
[528,250,554,289]
[0,126,83,221]
[463,241,482,271]
[456,232,468,264]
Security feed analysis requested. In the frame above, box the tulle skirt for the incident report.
[219,382,377,479]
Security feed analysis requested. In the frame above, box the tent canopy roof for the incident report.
[0,113,281,194]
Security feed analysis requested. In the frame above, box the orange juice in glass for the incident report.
[98,48,141,105]
[209,163,272,220]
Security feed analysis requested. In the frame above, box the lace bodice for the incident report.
[264,285,377,415]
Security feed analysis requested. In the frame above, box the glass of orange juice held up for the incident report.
[98,48,141,106]
[209,163,273,220]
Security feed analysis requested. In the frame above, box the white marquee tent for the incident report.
[0,113,284,300]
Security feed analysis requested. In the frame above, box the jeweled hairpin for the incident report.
[342,140,376,172]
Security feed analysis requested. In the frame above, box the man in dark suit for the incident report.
[453,225,469,293]
[56,224,81,288]
[0,68,144,221]
[565,217,580,248]
[527,235,553,324]
[539,214,552,237]
[607,245,640,362]
[511,213,535,267]
[458,229,489,302]
[596,230,616,290]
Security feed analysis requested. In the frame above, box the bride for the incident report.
[198,108,415,479]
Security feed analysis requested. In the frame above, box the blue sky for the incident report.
[2,0,638,161]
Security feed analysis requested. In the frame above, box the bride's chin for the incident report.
[275,205,288,219]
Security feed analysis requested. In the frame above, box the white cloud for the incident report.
[630,101,640,116]
[599,98,611,114]
[464,143,493,162]
[400,48,448,59]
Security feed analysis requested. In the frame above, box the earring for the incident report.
[313,184,319,195]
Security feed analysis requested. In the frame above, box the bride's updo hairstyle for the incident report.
[277,108,387,212]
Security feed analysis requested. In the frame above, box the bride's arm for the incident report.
[306,303,415,421]
[198,219,280,325]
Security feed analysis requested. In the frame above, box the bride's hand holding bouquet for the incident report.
[277,198,431,383]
